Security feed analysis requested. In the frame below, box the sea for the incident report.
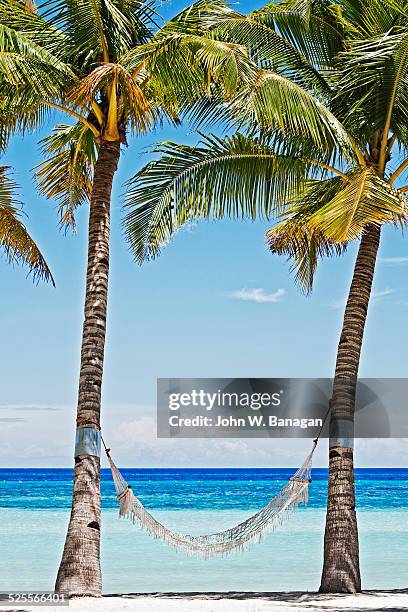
[0,468,407,594]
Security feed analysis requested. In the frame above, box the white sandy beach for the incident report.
[5,590,408,612]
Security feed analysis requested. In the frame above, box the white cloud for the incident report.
[380,257,408,265]
[0,417,25,423]
[332,288,394,310]
[106,416,317,468]
[354,438,408,467]
[0,404,60,412]
[1,401,406,468]
[371,288,395,301]
[228,288,285,304]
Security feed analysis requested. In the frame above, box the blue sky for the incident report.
[1,0,408,467]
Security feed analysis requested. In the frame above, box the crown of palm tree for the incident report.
[0,0,253,222]
[123,0,408,292]
[0,0,357,232]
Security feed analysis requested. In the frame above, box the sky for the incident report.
[1,0,408,468]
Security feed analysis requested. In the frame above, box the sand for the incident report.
[3,590,408,612]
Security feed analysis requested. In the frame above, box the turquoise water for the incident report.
[0,469,407,593]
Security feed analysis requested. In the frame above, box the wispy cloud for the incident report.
[380,257,408,265]
[332,288,394,310]
[0,404,60,412]
[372,288,395,300]
[0,418,25,423]
[228,288,285,304]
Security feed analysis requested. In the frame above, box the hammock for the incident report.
[103,439,317,558]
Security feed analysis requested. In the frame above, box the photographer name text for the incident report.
[169,414,323,429]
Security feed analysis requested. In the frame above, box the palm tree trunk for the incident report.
[319,223,381,593]
[55,140,120,597]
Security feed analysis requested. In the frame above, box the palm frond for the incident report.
[123,132,314,262]
[35,123,97,229]
[40,0,157,69]
[268,218,346,293]
[123,34,256,116]
[0,83,53,142]
[267,176,346,292]
[211,13,330,94]
[252,0,345,67]
[229,69,357,160]
[121,0,259,118]
[310,167,408,242]
[0,0,70,60]
[69,63,154,134]
[333,31,408,142]
[343,0,408,37]
[0,23,74,94]
[0,166,53,283]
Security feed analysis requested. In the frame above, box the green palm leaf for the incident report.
[310,167,407,242]
[268,217,346,293]
[121,0,259,115]
[0,23,73,93]
[0,0,70,60]
[229,69,357,158]
[0,166,53,283]
[210,12,330,93]
[41,0,156,68]
[333,31,408,143]
[252,0,344,67]
[123,132,313,262]
[35,123,97,229]
[267,177,346,291]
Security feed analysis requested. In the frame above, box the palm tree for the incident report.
[0,0,279,596]
[0,165,52,282]
[123,0,408,593]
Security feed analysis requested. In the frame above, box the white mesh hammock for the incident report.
[103,439,317,558]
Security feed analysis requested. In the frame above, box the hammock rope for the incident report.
[102,438,318,558]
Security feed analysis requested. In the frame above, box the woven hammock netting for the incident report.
[104,441,316,558]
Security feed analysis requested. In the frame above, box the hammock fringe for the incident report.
[105,443,316,558]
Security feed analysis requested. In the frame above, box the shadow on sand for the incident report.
[104,589,408,611]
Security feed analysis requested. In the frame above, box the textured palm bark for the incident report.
[55,140,120,597]
[320,223,381,593]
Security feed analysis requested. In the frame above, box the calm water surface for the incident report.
[0,468,407,593]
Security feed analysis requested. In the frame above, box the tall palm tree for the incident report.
[0,0,280,596]
[123,0,408,593]
[0,165,52,281]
